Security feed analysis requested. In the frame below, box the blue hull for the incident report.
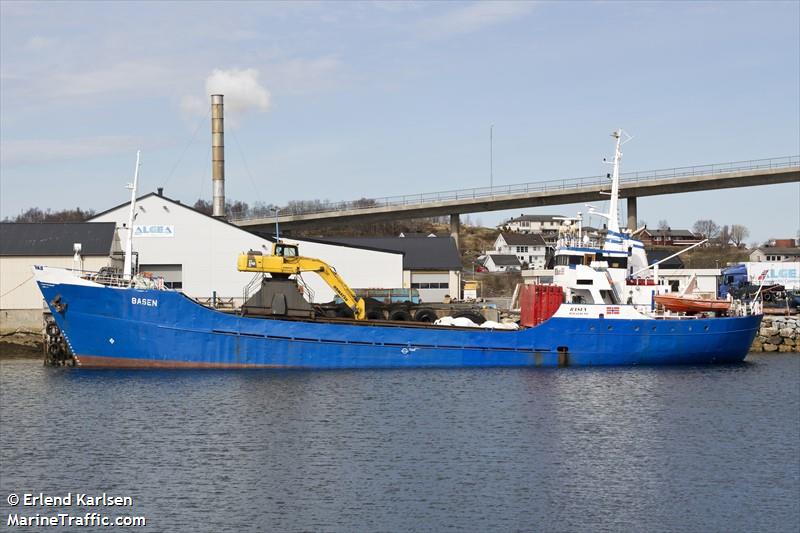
[37,282,761,368]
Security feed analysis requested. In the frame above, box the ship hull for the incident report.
[37,280,761,369]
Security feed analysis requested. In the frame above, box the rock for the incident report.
[769,335,783,345]
[763,343,778,352]
[784,338,795,347]
[751,340,763,351]
[757,336,768,343]
[778,345,794,353]
[780,328,795,337]
[762,327,779,336]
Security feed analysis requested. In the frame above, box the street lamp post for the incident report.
[273,207,280,240]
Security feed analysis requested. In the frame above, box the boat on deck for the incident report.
[654,294,731,314]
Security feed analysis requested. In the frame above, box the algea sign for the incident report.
[134,225,175,238]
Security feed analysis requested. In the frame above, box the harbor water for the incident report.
[1,353,798,532]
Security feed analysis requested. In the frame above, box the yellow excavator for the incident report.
[237,241,366,320]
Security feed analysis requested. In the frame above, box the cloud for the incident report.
[181,68,271,123]
[1,136,142,167]
[418,1,536,39]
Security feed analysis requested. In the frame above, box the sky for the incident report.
[1,0,798,245]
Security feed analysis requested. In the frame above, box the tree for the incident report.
[193,199,212,215]
[730,224,750,247]
[692,219,720,240]
[658,219,670,230]
[4,207,96,223]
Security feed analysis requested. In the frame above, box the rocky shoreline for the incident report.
[751,316,799,353]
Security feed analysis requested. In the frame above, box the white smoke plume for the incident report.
[181,68,270,123]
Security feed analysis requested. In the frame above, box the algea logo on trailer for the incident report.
[134,225,175,238]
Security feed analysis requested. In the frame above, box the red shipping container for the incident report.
[520,284,564,327]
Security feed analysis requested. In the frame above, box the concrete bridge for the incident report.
[231,156,799,245]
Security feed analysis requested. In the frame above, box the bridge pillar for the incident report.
[627,196,638,230]
[450,214,460,249]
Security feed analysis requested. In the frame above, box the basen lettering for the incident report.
[131,297,158,307]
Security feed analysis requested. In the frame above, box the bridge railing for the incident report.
[230,155,799,220]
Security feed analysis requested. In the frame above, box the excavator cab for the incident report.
[274,242,298,258]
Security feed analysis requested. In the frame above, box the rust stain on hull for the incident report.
[74,355,297,369]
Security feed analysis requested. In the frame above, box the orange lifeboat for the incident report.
[654,294,731,314]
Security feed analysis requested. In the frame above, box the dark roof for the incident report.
[322,237,462,271]
[646,248,685,269]
[0,222,116,256]
[250,232,405,255]
[500,232,547,246]
[643,228,698,239]
[487,254,521,266]
[505,214,565,223]
[755,247,800,256]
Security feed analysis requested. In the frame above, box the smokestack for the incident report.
[211,94,225,218]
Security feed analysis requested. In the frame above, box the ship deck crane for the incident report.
[237,242,366,320]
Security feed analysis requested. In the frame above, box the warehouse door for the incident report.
[410,272,450,303]
[140,264,182,290]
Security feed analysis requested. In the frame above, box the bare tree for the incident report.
[5,207,96,223]
[730,224,750,247]
[193,199,212,215]
[658,219,670,230]
[692,219,720,240]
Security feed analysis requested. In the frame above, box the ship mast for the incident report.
[123,151,141,281]
[607,129,622,234]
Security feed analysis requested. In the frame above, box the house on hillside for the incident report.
[749,247,800,262]
[489,232,547,269]
[498,213,564,246]
[639,228,702,247]
[484,254,521,272]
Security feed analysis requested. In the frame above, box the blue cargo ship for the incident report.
[34,266,760,368]
[33,131,762,368]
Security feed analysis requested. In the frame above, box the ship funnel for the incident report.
[211,94,225,218]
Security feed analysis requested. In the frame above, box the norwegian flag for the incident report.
[607,306,620,315]
[757,269,769,283]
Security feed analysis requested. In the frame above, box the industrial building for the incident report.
[89,192,405,305]
[0,222,121,333]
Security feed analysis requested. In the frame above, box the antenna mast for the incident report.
[123,151,141,281]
